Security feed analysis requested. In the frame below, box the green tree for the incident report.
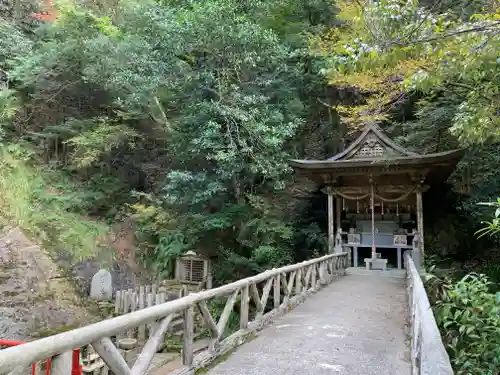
[313,0,500,143]
[3,0,343,279]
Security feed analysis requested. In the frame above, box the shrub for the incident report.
[428,273,500,375]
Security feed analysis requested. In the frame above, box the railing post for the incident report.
[182,306,194,366]
[328,259,333,283]
[311,264,317,289]
[319,261,326,285]
[273,275,280,309]
[50,351,73,375]
[240,285,249,329]
[206,275,213,289]
[412,233,421,271]
[295,268,302,295]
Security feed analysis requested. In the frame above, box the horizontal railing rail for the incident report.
[404,251,453,375]
[0,252,349,375]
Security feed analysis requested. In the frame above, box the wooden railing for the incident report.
[404,251,453,375]
[0,252,349,375]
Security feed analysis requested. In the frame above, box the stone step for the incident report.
[346,267,405,279]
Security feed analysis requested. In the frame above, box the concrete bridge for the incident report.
[0,251,453,375]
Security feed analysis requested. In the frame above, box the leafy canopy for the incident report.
[3,0,339,276]
[313,0,500,143]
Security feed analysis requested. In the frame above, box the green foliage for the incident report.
[0,0,497,298]
[0,0,339,279]
[315,0,500,143]
[207,296,240,335]
[157,5,301,268]
[0,89,21,133]
[0,0,350,282]
[426,272,500,374]
[480,264,500,286]
[65,118,139,168]
[0,19,32,65]
[293,222,328,261]
[476,198,500,238]
[0,146,108,259]
[147,231,190,278]
[65,0,334,277]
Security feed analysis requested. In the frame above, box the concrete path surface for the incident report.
[205,274,410,375]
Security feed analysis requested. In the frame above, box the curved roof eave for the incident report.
[328,122,418,161]
[290,148,467,171]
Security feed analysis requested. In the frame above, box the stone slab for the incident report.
[365,258,388,271]
[346,267,405,279]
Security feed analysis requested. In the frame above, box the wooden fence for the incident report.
[114,283,201,317]
[114,284,184,345]
[0,252,349,375]
[114,284,170,317]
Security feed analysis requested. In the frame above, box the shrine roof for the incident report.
[290,123,466,171]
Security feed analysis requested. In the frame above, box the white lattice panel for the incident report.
[356,142,384,157]
[347,233,361,244]
[393,235,408,246]
[182,259,205,282]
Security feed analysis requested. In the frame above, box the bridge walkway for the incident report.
[204,274,411,375]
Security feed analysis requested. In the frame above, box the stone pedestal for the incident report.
[364,258,388,271]
[118,338,138,366]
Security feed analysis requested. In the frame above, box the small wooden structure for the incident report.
[175,251,212,288]
[290,122,465,269]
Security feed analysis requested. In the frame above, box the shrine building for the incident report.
[289,122,465,270]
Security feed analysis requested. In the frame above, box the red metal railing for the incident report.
[0,340,82,375]
[71,349,82,375]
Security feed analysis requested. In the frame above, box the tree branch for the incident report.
[388,0,443,46]
[392,21,500,47]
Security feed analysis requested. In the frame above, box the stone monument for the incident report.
[90,269,112,301]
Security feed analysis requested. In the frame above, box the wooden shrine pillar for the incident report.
[334,196,342,254]
[416,187,425,263]
[336,197,341,233]
[327,187,334,254]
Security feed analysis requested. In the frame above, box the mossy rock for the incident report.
[194,347,238,374]
[2,290,20,297]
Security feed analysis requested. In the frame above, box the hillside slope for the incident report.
[0,226,99,340]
